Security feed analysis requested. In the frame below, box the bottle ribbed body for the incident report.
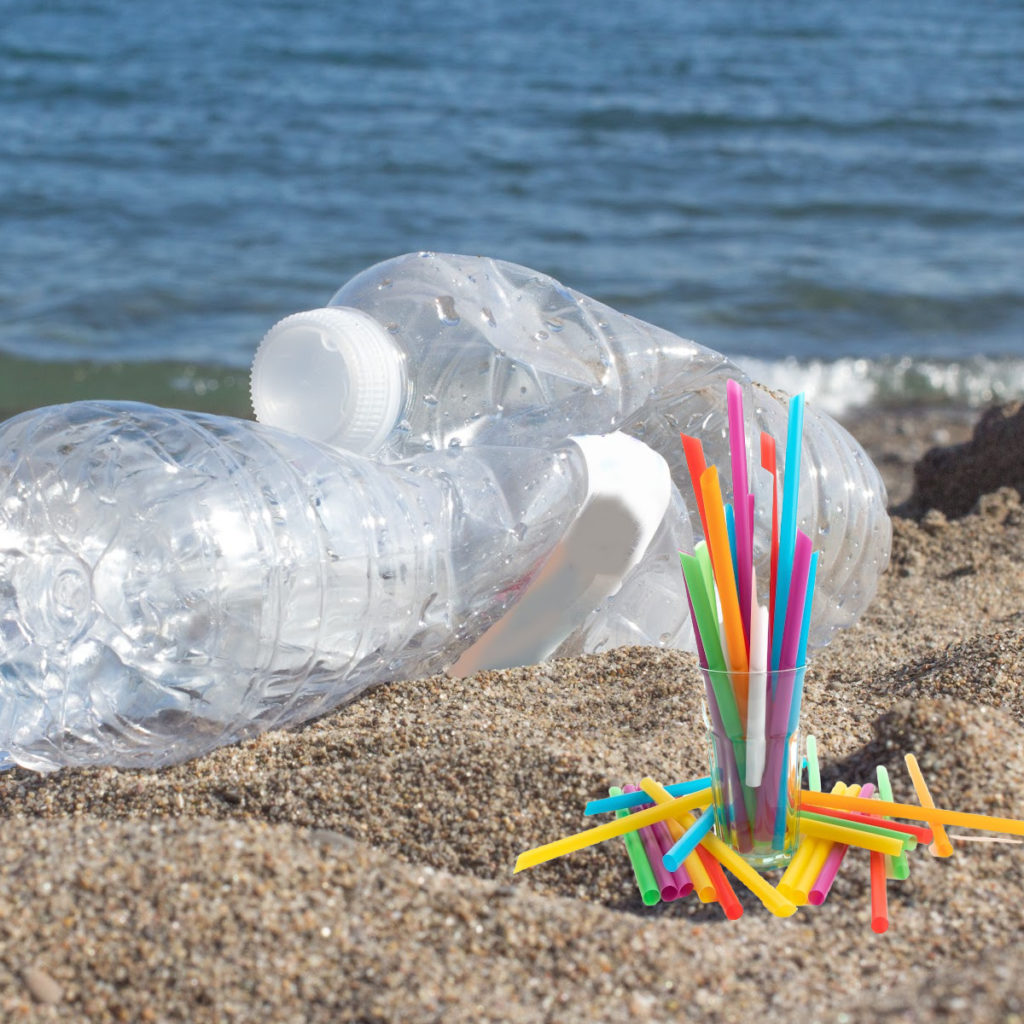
[0,401,588,770]
[326,252,891,645]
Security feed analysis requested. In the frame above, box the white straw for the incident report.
[745,571,769,786]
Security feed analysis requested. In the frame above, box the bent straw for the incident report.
[905,754,954,858]
[680,433,710,542]
[653,820,694,897]
[796,791,1024,838]
[727,379,753,645]
[585,777,712,816]
[870,850,889,933]
[625,785,678,902]
[771,393,805,674]
[809,783,876,906]
[760,432,780,639]
[610,787,660,906]
[700,466,750,679]
[876,766,910,880]
[513,788,711,873]
[639,779,717,903]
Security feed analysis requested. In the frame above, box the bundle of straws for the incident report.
[679,380,816,857]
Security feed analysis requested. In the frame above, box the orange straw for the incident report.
[870,850,889,933]
[699,466,749,701]
[904,754,954,858]
[680,434,711,543]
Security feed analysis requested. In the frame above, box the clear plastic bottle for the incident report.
[0,401,691,771]
[251,252,891,645]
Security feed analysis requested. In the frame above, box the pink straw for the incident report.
[808,783,876,905]
[727,380,752,648]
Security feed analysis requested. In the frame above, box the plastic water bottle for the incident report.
[0,401,691,771]
[251,252,891,646]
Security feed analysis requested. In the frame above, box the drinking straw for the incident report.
[792,785,860,904]
[760,432,780,638]
[797,817,903,857]
[763,532,812,846]
[808,783,876,906]
[585,777,713,816]
[771,392,805,674]
[806,735,822,793]
[796,791,1024,838]
[806,808,932,845]
[610,787,660,906]
[799,811,914,852]
[695,542,716,619]
[699,466,750,680]
[725,503,739,597]
[640,779,717,903]
[640,778,745,920]
[745,598,769,787]
[875,766,910,880]
[777,837,819,903]
[904,754,954,858]
[653,820,693,898]
[680,433,711,542]
[625,785,678,902]
[788,550,819,735]
[662,807,715,872]
[696,830,796,918]
[870,850,889,933]
[513,788,712,873]
[727,379,753,645]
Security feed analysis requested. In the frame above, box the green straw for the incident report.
[610,787,660,905]
[876,766,910,880]
[806,735,821,793]
[798,809,916,853]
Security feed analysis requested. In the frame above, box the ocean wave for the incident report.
[742,354,1024,418]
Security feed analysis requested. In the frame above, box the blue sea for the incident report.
[1,0,1022,420]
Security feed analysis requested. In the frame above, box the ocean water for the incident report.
[1,0,1022,420]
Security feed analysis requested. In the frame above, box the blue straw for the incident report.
[663,808,715,872]
[584,776,712,815]
[770,393,805,674]
[725,503,740,597]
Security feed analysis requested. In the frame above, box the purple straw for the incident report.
[727,380,752,644]
[625,785,680,901]
[653,820,693,898]
[808,783,876,905]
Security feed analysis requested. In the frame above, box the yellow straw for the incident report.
[513,788,711,873]
[904,754,954,858]
[797,790,1024,838]
[641,777,795,918]
[778,781,845,903]
[639,778,716,902]
[792,785,859,904]
[797,817,905,857]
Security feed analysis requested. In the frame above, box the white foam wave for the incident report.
[739,355,1024,418]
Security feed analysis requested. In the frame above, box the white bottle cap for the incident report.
[448,432,672,676]
[250,307,406,454]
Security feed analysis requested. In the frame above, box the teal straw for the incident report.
[663,808,715,872]
[585,777,711,816]
[610,786,660,905]
[771,393,805,674]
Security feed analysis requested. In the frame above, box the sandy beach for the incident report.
[1,402,1023,1023]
